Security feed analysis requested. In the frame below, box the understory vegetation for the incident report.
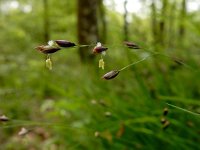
[0,0,200,149]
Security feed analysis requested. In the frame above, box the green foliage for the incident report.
[0,0,200,150]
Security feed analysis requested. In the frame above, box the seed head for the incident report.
[124,41,140,49]
[160,117,167,124]
[94,131,100,137]
[99,100,107,107]
[116,123,125,138]
[55,40,76,48]
[93,42,108,54]
[91,100,97,105]
[18,127,29,136]
[0,115,9,122]
[162,120,170,130]
[35,45,61,54]
[163,108,169,116]
[105,111,112,117]
[102,70,120,80]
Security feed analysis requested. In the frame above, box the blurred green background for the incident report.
[0,0,200,149]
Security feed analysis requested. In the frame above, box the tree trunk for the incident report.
[151,0,157,46]
[78,0,99,62]
[0,0,2,30]
[159,0,168,46]
[43,0,50,42]
[98,0,107,43]
[179,0,186,38]
[123,0,128,41]
[168,1,176,48]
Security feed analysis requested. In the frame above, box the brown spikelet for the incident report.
[124,41,140,49]
[162,120,170,130]
[102,70,120,80]
[93,46,108,54]
[35,45,61,54]
[55,40,76,48]
[0,115,9,122]
[163,108,169,116]
[160,117,167,124]
[116,123,125,138]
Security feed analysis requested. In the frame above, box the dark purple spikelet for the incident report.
[35,45,61,54]
[102,70,120,80]
[162,120,170,130]
[160,117,167,124]
[163,108,169,116]
[55,40,76,48]
[93,46,108,54]
[124,41,140,49]
[0,115,9,122]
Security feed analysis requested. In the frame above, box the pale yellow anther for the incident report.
[46,58,52,70]
[99,58,105,70]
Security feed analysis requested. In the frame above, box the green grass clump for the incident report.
[0,43,200,150]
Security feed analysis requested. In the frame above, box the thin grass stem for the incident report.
[119,54,154,71]
[141,49,194,70]
[166,103,200,116]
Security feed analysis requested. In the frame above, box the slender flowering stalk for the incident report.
[133,46,194,70]
[78,44,94,48]
[119,55,153,71]
[124,41,194,71]
[35,40,194,74]
[0,118,97,134]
